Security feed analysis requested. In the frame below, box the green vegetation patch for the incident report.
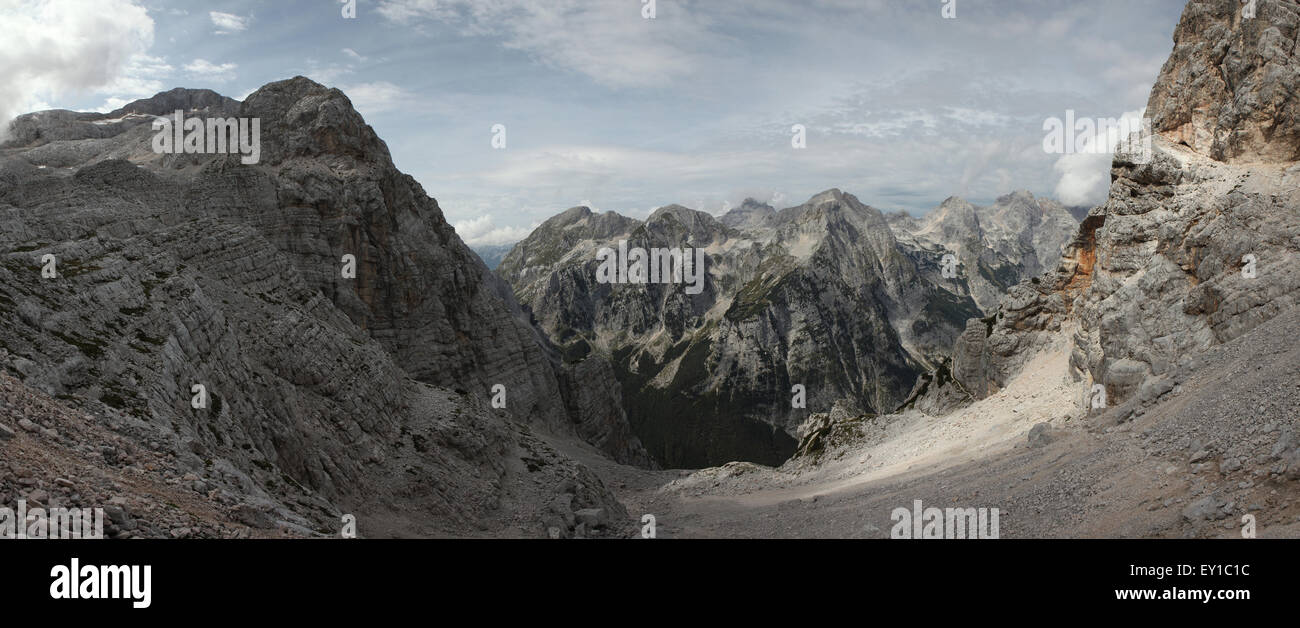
[52,329,108,359]
[613,332,797,468]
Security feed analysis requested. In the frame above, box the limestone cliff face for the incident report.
[0,77,641,536]
[948,0,1300,414]
[1147,0,1300,163]
[187,78,579,438]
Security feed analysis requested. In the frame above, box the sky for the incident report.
[0,0,1187,247]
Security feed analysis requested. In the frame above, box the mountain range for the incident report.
[497,189,1077,466]
[1,0,1297,539]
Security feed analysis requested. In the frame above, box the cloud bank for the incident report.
[0,0,155,141]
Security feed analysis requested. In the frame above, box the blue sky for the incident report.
[1,0,1187,246]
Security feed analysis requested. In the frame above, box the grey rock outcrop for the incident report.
[1026,423,1055,448]
[945,0,1300,413]
[0,77,641,536]
[1148,0,1300,163]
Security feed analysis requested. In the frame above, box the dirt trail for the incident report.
[576,309,1300,539]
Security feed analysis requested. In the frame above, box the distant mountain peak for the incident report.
[547,205,595,226]
[647,203,720,229]
[807,188,851,205]
[108,87,240,118]
[721,198,777,230]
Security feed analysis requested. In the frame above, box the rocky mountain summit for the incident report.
[498,188,1077,468]
[889,191,1078,312]
[946,0,1300,414]
[1148,0,1300,163]
[0,77,645,537]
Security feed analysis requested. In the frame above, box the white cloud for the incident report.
[298,59,353,87]
[453,215,535,247]
[184,59,238,83]
[427,130,1033,229]
[301,49,378,89]
[98,97,129,112]
[340,81,415,115]
[376,0,726,88]
[209,11,249,35]
[90,54,174,111]
[0,0,155,141]
[1052,108,1145,207]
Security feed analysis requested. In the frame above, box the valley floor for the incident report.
[573,307,1300,539]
